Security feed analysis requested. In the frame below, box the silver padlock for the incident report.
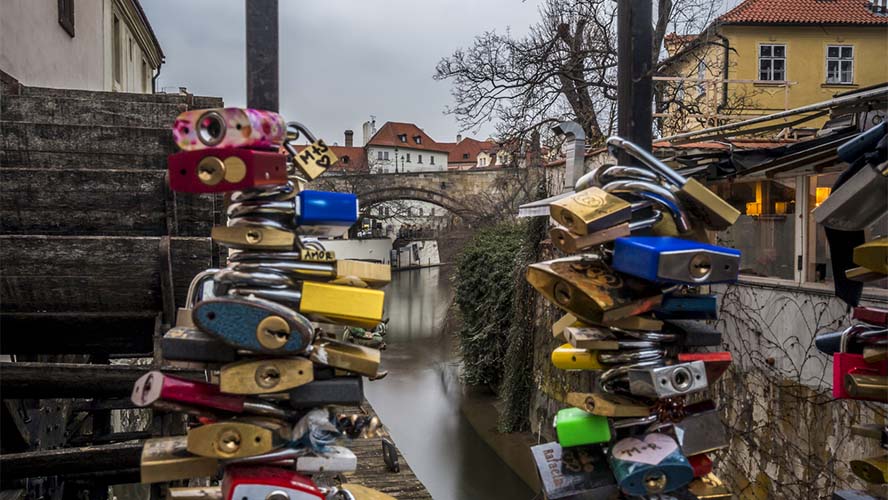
[814,161,888,231]
[628,361,708,399]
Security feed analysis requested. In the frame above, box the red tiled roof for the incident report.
[447,137,497,164]
[293,145,368,173]
[366,122,450,153]
[718,0,888,25]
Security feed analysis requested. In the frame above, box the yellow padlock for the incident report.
[853,237,888,275]
[850,454,888,484]
[299,281,385,329]
[551,343,604,370]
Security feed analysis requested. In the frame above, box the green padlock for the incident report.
[555,407,612,448]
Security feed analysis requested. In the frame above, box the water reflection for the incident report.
[364,267,534,500]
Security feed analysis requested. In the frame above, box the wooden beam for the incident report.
[0,442,142,480]
[0,363,202,399]
[0,312,157,356]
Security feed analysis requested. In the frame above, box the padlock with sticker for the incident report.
[173,108,286,151]
[608,432,694,496]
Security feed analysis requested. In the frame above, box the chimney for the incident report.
[456,134,463,143]
[362,119,377,146]
[344,130,354,148]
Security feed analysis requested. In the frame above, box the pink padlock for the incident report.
[172,108,285,151]
[832,326,888,400]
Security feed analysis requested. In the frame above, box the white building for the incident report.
[1,0,163,93]
[362,120,449,174]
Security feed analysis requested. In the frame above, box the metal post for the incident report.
[617,0,653,163]
[246,0,279,112]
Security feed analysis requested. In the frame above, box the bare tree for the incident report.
[435,0,719,146]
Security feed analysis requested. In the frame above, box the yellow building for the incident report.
[661,0,888,134]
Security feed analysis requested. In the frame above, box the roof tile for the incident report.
[719,0,888,25]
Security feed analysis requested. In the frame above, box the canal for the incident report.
[364,267,535,500]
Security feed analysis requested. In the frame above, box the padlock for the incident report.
[851,424,888,449]
[552,312,582,339]
[628,361,708,399]
[284,121,339,181]
[193,296,314,354]
[565,391,652,417]
[554,407,611,447]
[221,465,325,500]
[551,343,604,370]
[665,320,723,347]
[850,454,888,484]
[309,338,383,378]
[161,327,237,364]
[845,373,888,403]
[832,325,888,400]
[854,237,888,275]
[832,490,884,500]
[167,486,223,500]
[653,294,718,320]
[605,314,665,331]
[294,190,359,238]
[212,223,296,250]
[172,108,286,151]
[564,326,658,351]
[228,252,391,288]
[846,266,886,282]
[688,453,713,478]
[677,352,732,384]
[337,485,398,500]
[288,376,364,409]
[608,433,694,496]
[221,277,386,329]
[527,256,664,325]
[671,401,728,455]
[864,345,888,363]
[549,186,632,236]
[816,324,886,356]
[612,236,741,285]
[560,443,608,475]
[607,136,741,230]
[600,178,711,243]
[219,358,314,394]
[853,306,888,327]
[168,148,288,193]
[300,248,336,262]
[687,472,732,498]
[187,419,290,459]
[295,445,358,473]
[530,441,618,499]
[140,436,219,484]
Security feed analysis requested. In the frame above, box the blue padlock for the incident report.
[295,190,359,237]
[608,433,694,496]
[192,296,314,354]
[612,236,741,285]
[653,293,718,320]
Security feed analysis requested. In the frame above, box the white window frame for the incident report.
[825,45,854,84]
[758,43,786,81]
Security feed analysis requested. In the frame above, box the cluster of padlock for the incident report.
[529,136,741,498]
[134,107,395,500]
[813,121,887,494]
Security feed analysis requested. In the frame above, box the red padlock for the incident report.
[168,147,287,193]
[678,351,732,384]
[688,453,713,478]
[131,371,289,419]
[833,327,888,400]
[221,465,325,500]
[853,306,888,327]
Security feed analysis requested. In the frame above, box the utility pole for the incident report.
[245,0,279,112]
[616,0,653,163]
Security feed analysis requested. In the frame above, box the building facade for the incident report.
[660,0,888,134]
[1,0,163,93]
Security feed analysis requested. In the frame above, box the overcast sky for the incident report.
[141,0,546,145]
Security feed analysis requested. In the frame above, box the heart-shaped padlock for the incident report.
[608,433,694,496]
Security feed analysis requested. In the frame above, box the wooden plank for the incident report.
[0,168,215,237]
[0,312,157,356]
[0,363,203,399]
[0,96,185,129]
[1,123,175,158]
[0,236,212,312]
[0,441,143,480]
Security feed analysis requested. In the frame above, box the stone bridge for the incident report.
[311,167,542,220]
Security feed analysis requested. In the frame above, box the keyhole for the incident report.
[553,281,572,306]
[196,156,224,186]
[255,364,282,389]
[217,428,242,455]
[670,366,693,391]
[688,253,712,280]
[139,374,153,405]
[256,316,291,349]
[245,229,263,244]
[643,471,667,492]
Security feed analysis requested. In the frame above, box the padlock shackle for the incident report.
[599,349,666,364]
[610,327,678,343]
[596,165,661,186]
[611,414,659,429]
[214,268,296,289]
[628,210,663,232]
[185,269,221,308]
[227,200,295,218]
[607,136,686,187]
[603,180,692,233]
[600,359,664,390]
[230,180,297,204]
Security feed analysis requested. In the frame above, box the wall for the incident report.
[367,146,449,173]
[1,0,106,90]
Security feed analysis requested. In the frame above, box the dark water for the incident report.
[364,267,535,500]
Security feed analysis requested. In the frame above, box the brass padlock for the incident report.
[168,487,222,500]
[140,436,219,484]
[604,314,664,331]
[228,252,391,289]
[564,326,657,351]
[284,122,338,180]
[219,358,314,394]
[687,472,732,498]
[310,338,383,378]
[211,223,295,250]
[854,237,888,275]
[850,454,888,484]
[565,392,651,417]
[552,313,583,339]
[339,484,397,500]
[187,419,289,459]
[845,373,888,403]
[526,256,663,325]
[549,187,632,236]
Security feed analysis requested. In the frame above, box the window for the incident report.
[377,151,384,160]
[710,178,797,279]
[406,153,411,162]
[418,154,423,164]
[826,46,853,84]
[142,60,150,93]
[431,207,437,216]
[696,60,707,95]
[112,16,121,85]
[58,0,74,37]
[414,136,422,144]
[398,134,407,143]
[383,151,390,160]
[418,208,424,216]
[759,44,786,81]
[342,156,350,164]
[462,153,469,160]
[430,156,435,165]
[479,157,487,167]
